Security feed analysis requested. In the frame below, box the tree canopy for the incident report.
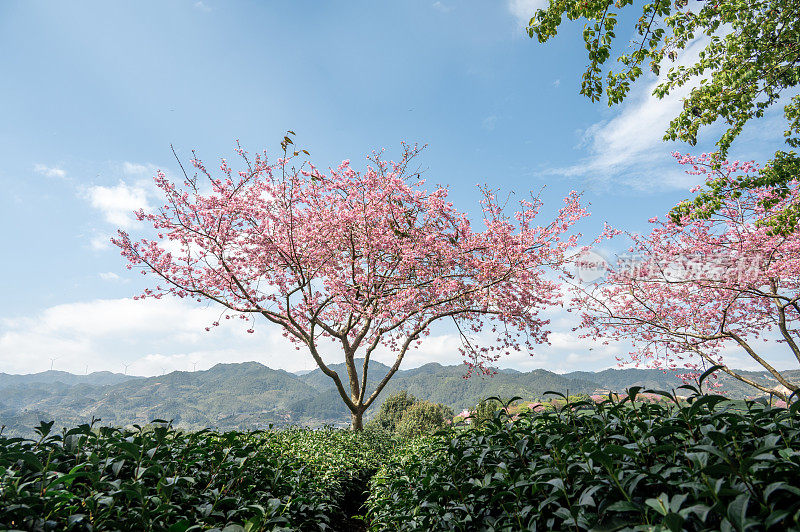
[528,0,800,232]
[574,154,800,400]
[113,139,586,429]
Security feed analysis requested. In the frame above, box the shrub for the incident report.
[368,390,417,433]
[470,397,517,426]
[470,398,499,426]
[368,381,800,531]
[395,401,453,439]
[368,391,452,438]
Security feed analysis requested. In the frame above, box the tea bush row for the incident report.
[0,421,389,531]
[367,385,800,531]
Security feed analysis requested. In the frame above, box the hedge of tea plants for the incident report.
[367,385,800,531]
[0,420,391,531]
[4,376,800,531]
[272,426,394,523]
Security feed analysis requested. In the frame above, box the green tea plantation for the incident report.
[2,383,799,531]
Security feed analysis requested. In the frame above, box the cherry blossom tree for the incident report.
[574,153,800,400]
[113,140,586,429]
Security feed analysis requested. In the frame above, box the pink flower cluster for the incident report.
[574,153,800,398]
[112,143,587,412]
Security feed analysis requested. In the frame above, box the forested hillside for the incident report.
[1,362,797,437]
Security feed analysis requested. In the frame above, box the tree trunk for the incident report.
[350,410,364,431]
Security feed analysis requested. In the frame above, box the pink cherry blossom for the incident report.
[113,142,587,428]
[573,152,799,400]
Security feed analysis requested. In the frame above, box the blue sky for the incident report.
[0,0,789,376]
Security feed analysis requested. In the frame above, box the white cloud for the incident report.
[193,1,211,12]
[2,292,787,378]
[122,162,156,176]
[13,294,785,379]
[98,272,125,282]
[0,298,466,377]
[87,181,150,228]
[0,297,616,378]
[131,350,257,376]
[555,82,694,182]
[90,233,112,250]
[372,333,464,369]
[541,37,714,191]
[0,298,292,376]
[18,281,786,379]
[432,1,453,13]
[34,163,66,179]
[507,0,547,28]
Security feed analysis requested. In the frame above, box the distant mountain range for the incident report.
[0,370,139,388]
[0,362,796,437]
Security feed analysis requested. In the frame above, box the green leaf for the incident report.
[698,365,725,387]
[34,420,55,438]
[578,485,601,507]
[626,386,643,401]
[243,516,262,532]
[646,494,670,516]
[764,481,800,500]
[606,500,639,513]
[664,512,684,532]
[19,452,43,472]
[44,470,88,491]
[168,519,191,532]
[726,493,750,531]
